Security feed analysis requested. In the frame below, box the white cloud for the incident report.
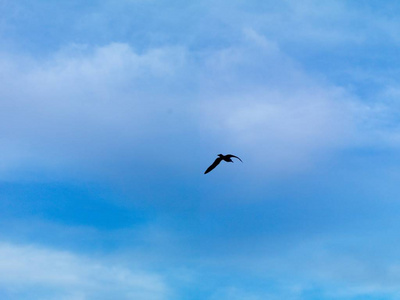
[0,242,169,300]
[213,232,400,299]
[200,89,357,173]
[0,43,190,179]
[197,31,362,174]
[0,27,398,181]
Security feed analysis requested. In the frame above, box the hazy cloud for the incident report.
[2,1,400,299]
[0,32,378,180]
[0,242,168,300]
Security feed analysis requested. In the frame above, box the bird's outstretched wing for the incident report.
[226,154,242,162]
[204,157,223,174]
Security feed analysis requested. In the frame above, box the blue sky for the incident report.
[1,0,400,299]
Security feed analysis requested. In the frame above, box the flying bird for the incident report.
[204,154,242,174]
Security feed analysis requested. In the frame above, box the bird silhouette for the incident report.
[204,154,242,174]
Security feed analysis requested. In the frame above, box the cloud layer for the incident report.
[0,242,168,300]
[0,32,378,182]
[2,1,400,300]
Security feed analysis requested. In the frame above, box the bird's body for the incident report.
[204,154,242,174]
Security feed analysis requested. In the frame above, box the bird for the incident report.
[204,154,242,174]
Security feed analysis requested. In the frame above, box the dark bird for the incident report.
[204,154,242,174]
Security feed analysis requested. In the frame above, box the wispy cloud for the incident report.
[0,242,169,300]
[0,43,190,180]
[0,31,383,181]
[2,1,400,299]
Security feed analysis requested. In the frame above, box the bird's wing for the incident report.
[226,154,242,162]
[204,157,223,174]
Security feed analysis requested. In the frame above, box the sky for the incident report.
[2,0,400,299]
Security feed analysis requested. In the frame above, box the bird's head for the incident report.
[217,154,224,157]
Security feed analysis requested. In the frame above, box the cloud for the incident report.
[2,2,400,300]
[205,230,400,300]
[0,43,191,180]
[3,223,399,300]
[0,11,399,183]
[0,242,169,300]
[197,30,361,174]
[0,28,397,183]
